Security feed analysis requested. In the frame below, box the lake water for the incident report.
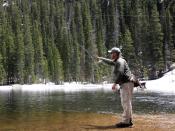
[0,89,175,117]
[0,88,175,130]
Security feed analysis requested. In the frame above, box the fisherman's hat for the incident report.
[108,47,121,53]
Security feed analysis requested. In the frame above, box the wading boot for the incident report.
[115,119,133,128]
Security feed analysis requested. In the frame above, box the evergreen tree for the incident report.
[11,3,25,84]
[54,1,71,81]
[23,15,35,84]
[70,17,81,81]
[147,4,164,69]
[60,24,71,81]
[128,0,148,76]
[1,6,16,84]
[82,0,95,82]
[39,0,50,57]
[20,0,35,83]
[0,0,174,84]
[119,28,135,68]
[101,0,119,49]
[170,3,175,62]
[118,0,125,33]
[2,25,15,84]
[47,41,63,84]
[32,21,45,82]
[159,1,173,69]
[74,1,86,81]
[0,7,6,84]
[0,53,6,85]
[95,1,110,82]
[129,0,143,56]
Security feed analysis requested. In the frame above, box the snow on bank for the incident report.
[21,82,112,92]
[0,82,112,92]
[0,69,175,93]
[146,69,175,93]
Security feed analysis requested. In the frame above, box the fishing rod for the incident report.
[78,44,110,65]
[78,44,147,89]
[78,44,98,60]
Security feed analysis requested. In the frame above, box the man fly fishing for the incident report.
[97,47,135,128]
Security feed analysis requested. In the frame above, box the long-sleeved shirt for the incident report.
[99,57,132,85]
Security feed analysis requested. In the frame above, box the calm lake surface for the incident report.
[0,89,175,117]
[0,88,175,130]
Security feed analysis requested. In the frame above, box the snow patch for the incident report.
[146,69,175,93]
[0,82,112,92]
[0,69,175,93]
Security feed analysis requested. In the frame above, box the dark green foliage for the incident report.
[11,3,25,83]
[147,4,164,69]
[102,0,119,49]
[47,41,63,84]
[119,28,136,68]
[74,2,86,81]
[23,15,35,84]
[0,0,175,84]
[82,0,94,82]
[0,53,6,84]
[32,21,45,82]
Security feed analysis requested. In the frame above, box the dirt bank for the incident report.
[0,112,175,131]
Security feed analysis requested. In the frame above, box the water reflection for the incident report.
[0,90,175,117]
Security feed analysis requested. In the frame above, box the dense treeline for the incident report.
[0,0,175,84]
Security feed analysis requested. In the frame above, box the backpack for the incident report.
[130,74,146,88]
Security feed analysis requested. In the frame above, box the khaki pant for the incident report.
[120,82,134,123]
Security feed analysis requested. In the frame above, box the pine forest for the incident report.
[0,0,175,85]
